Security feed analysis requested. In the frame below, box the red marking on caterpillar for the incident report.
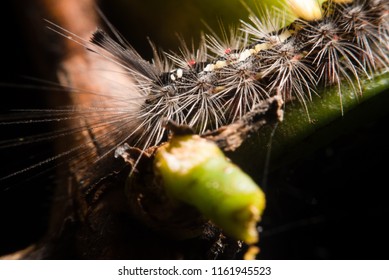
[188,59,196,67]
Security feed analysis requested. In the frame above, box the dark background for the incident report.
[0,2,54,255]
[1,0,389,259]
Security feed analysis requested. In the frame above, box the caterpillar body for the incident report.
[89,0,388,151]
[0,0,388,259]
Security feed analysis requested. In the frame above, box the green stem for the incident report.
[232,72,389,178]
[154,135,266,244]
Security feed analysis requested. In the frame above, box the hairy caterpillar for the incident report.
[4,0,387,182]
[0,0,388,259]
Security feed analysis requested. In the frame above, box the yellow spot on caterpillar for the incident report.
[215,60,228,69]
[253,31,292,54]
[204,63,215,72]
[255,43,270,52]
[213,86,226,93]
[176,68,183,78]
[239,49,254,61]
[279,30,292,42]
